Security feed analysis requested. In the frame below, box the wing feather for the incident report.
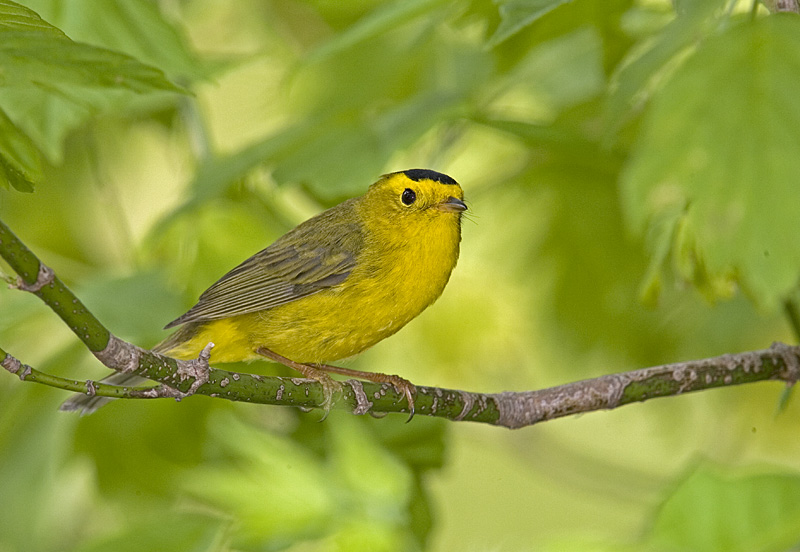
[165,200,363,328]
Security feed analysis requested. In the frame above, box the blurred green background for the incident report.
[3,0,800,550]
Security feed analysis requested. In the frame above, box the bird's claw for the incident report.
[315,373,343,421]
[384,376,416,422]
[400,383,416,423]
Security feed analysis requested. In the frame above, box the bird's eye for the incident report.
[401,188,416,205]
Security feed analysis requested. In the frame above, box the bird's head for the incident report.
[364,169,467,224]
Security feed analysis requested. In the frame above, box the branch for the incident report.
[2,217,799,429]
[763,0,800,13]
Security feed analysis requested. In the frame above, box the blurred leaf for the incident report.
[273,92,467,199]
[523,27,605,108]
[0,107,41,191]
[775,384,794,415]
[289,414,445,547]
[408,478,434,549]
[76,270,184,347]
[491,27,605,119]
[479,107,623,176]
[371,414,447,472]
[191,90,470,204]
[183,411,335,549]
[72,397,212,499]
[621,15,800,311]
[21,0,207,81]
[0,0,184,162]
[74,512,227,552]
[529,165,683,365]
[0,342,94,552]
[268,121,389,199]
[181,0,490,204]
[646,464,800,552]
[488,0,572,47]
[367,415,447,548]
[188,122,314,204]
[306,0,450,63]
[0,0,64,35]
[605,0,728,137]
[182,411,432,551]
[145,200,280,304]
[326,416,416,549]
[328,417,412,505]
[0,32,183,93]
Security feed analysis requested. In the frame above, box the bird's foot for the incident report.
[256,347,343,419]
[311,363,417,421]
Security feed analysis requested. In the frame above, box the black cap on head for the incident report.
[402,169,458,186]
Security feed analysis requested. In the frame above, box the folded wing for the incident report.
[166,204,363,328]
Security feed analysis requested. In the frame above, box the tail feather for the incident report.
[59,371,151,415]
[59,331,188,415]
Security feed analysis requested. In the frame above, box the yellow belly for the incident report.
[163,216,460,365]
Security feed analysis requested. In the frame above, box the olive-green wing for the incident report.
[165,205,363,328]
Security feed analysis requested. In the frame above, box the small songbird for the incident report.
[62,169,467,415]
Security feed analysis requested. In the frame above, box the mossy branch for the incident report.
[2,218,799,429]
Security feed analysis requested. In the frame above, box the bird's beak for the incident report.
[436,196,467,213]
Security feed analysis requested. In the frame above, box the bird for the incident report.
[62,168,467,416]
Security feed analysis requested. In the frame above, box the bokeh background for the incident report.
[3,0,800,550]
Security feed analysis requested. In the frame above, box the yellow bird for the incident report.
[63,169,467,415]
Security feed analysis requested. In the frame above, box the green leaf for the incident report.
[526,164,687,365]
[180,412,435,551]
[76,271,183,347]
[0,0,65,37]
[145,200,284,305]
[188,90,468,204]
[491,27,606,116]
[326,415,413,519]
[621,15,800,311]
[1,86,178,164]
[605,0,728,137]
[306,0,449,64]
[0,1,185,162]
[273,91,467,200]
[73,397,212,497]
[373,414,447,473]
[75,513,227,552]
[19,0,207,81]
[488,0,572,47]
[0,107,41,191]
[182,412,335,549]
[0,32,183,94]
[188,121,315,204]
[368,415,446,546]
[647,464,800,552]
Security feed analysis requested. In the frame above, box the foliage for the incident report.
[2,0,800,550]
[647,464,800,552]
